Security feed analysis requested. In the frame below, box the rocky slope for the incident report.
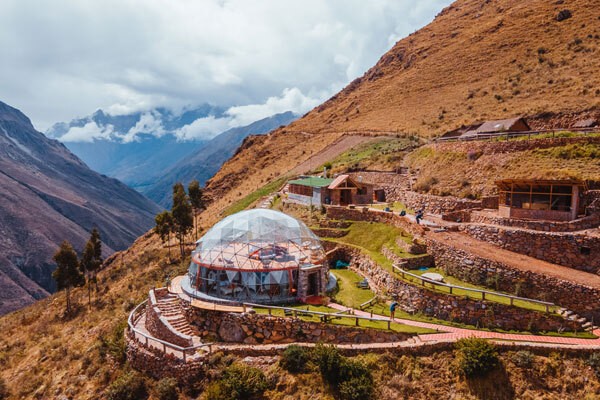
[0,101,161,315]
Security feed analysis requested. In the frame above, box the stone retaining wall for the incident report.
[312,227,348,238]
[470,210,600,232]
[126,334,204,385]
[426,237,600,321]
[461,224,600,273]
[395,237,427,255]
[145,290,193,347]
[186,308,411,345]
[333,245,579,332]
[382,246,434,269]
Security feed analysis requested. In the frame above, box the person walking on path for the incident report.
[390,300,399,320]
[415,209,424,224]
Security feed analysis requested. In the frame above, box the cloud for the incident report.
[0,0,452,131]
[60,121,114,143]
[123,111,165,142]
[174,115,232,141]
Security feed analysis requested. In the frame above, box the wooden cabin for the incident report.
[496,179,587,221]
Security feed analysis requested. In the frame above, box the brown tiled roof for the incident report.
[572,118,598,128]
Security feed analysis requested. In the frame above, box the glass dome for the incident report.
[187,209,326,303]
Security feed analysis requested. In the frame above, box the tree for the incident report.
[171,183,193,259]
[155,210,173,260]
[80,228,103,306]
[52,240,84,314]
[188,180,206,240]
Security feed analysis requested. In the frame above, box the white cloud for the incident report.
[60,121,114,143]
[123,111,165,142]
[175,116,232,141]
[0,0,452,131]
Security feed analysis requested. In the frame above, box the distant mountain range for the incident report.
[48,107,297,207]
[0,100,162,315]
[144,111,297,207]
[46,105,226,191]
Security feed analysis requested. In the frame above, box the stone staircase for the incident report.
[156,294,196,336]
[558,308,598,332]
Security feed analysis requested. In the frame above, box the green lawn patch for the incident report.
[331,269,377,309]
[223,176,288,216]
[371,201,415,214]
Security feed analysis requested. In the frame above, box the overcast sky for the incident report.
[0,0,451,136]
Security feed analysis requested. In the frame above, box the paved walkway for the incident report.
[327,303,600,346]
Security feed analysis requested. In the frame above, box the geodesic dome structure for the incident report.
[188,209,326,303]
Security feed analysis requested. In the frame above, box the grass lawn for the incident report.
[371,201,415,214]
[252,302,435,334]
[223,176,289,216]
[331,269,377,309]
[405,267,557,314]
[324,221,417,272]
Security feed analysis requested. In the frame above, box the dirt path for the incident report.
[290,134,386,174]
[426,229,600,290]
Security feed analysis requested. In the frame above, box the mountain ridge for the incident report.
[0,100,162,315]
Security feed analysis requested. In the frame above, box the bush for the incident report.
[511,351,534,368]
[587,353,600,378]
[280,345,310,373]
[154,377,179,400]
[313,345,374,399]
[314,344,344,385]
[338,375,374,400]
[0,378,9,400]
[106,370,148,400]
[204,363,269,400]
[454,337,499,378]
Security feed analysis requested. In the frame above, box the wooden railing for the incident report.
[392,265,555,313]
[242,301,395,329]
[127,300,213,362]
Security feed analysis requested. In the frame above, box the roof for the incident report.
[572,118,598,128]
[288,177,333,188]
[328,174,350,189]
[466,117,530,135]
[495,179,588,191]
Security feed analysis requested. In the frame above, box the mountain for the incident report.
[0,100,162,315]
[202,0,600,212]
[46,105,226,190]
[142,111,298,207]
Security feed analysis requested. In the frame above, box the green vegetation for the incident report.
[323,221,416,272]
[408,267,557,314]
[454,337,499,378]
[280,345,310,373]
[331,269,376,308]
[153,378,179,400]
[314,344,374,400]
[203,363,269,400]
[511,350,535,368]
[315,137,416,173]
[534,142,600,159]
[223,176,288,216]
[587,353,600,378]
[106,370,148,400]
[370,201,414,214]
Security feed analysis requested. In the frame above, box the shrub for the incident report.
[454,337,499,378]
[280,345,310,373]
[154,378,179,400]
[587,353,600,378]
[338,375,374,400]
[106,370,148,400]
[204,363,269,400]
[0,378,8,400]
[314,344,344,385]
[511,351,534,368]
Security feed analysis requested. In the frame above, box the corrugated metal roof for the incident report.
[469,117,529,134]
[288,177,333,188]
[572,118,598,128]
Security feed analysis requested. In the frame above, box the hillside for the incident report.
[0,101,161,315]
[143,111,297,207]
[202,0,600,216]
